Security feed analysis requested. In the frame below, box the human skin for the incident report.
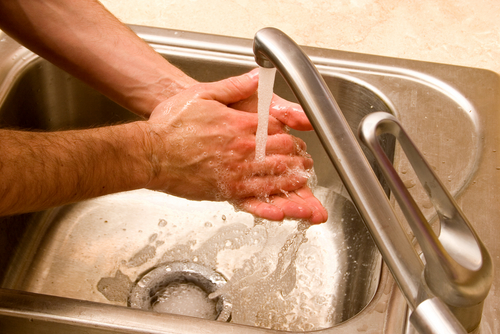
[0,0,328,223]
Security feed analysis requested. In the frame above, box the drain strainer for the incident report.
[129,262,231,321]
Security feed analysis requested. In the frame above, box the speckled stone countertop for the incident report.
[101,0,500,75]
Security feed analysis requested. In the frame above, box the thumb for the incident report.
[205,68,259,105]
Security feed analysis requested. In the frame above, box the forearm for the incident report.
[0,122,151,216]
[0,0,196,117]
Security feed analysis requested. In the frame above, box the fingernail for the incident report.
[248,68,259,79]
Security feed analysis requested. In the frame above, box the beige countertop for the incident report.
[101,0,500,75]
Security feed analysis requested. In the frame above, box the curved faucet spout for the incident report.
[253,27,474,333]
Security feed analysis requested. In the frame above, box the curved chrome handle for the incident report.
[359,112,492,330]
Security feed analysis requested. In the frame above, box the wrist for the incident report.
[146,69,198,112]
[121,121,156,190]
[128,120,168,191]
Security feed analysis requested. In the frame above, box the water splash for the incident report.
[208,220,317,330]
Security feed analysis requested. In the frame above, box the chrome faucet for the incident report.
[253,27,492,333]
[358,112,493,332]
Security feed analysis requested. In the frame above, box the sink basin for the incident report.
[0,25,498,333]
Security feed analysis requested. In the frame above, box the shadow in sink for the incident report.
[0,44,394,331]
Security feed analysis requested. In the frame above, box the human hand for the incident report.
[233,186,328,224]
[216,69,326,223]
[141,70,327,223]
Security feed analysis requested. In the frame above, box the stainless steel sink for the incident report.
[0,25,498,333]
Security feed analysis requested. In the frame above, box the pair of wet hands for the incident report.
[143,69,328,224]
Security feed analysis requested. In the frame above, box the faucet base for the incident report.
[448,302,484,333]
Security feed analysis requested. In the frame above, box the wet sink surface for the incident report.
[0,25,498,333]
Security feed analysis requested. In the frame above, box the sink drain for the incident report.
[128,262,231,321]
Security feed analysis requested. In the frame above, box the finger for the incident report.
[241,154,313,177]
[265,134,308,155]
[231,93,313,132]
[234,198,285,221]
[234,113,287,136]
[235,165,311,199]
[266,194,314,220]
[287,187,329,224]
[267,116,289,135]
[235,187,327,223]
[269,96,313,131]
[236,197,312,221]
[204,69,259,106]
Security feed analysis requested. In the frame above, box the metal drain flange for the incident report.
[129,262,231,321]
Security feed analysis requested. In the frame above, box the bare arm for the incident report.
[0,0,313,128]
[0,0,197,117]
[0,123,151,215]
